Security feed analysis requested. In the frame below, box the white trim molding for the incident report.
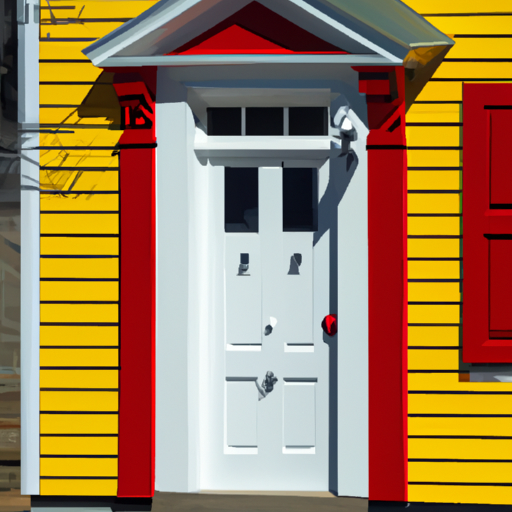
[100,54,398,68]
[19,0,41,496]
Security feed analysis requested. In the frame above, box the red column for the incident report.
[112,69,157,498]
[354,66,408,502]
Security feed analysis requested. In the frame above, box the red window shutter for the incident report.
[463,84,512,362]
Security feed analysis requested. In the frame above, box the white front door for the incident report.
[204,165,329,491]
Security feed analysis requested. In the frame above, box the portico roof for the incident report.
[83,0,454,69]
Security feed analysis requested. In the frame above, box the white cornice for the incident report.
[100,54,400,68]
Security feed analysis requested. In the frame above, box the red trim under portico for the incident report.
[111,68,157,498]
[354,65,409,502]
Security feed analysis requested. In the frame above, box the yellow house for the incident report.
[12,0,512,508]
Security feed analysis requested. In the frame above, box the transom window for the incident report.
[208,107,328,136]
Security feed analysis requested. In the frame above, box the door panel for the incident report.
[283,380,316,450]
[282,233,313,347]
[225,236,261,347]
[226,379,258,449]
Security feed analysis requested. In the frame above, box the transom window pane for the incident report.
[207,108,242,136]
[246,108,284,136]
[289,107,328,136]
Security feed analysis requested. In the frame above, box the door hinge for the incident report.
[17,0,30,24]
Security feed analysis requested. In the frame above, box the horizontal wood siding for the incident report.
[38,0,158,496]
[403,0,512,505]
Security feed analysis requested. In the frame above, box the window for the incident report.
[283,168,318,232]
[225,167,259,232]
[206,107,329,136]
[463,83,512,363]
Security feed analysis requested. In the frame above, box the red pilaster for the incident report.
[354,66,408,502]
[112,69,157,498]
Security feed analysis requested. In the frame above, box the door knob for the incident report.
[256,371,278,401]
[322,314,337,336]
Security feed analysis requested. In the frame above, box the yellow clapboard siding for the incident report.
[41,0,158,18]
[433,62,512,80]
[404,0,512,14]
[408,260,461,279]
[41,112,113,126]
[41,194,119,212]
[413,81,462,103]
[40,413,118,434]
[40,391,119,412]
[408,282,461,303]
[407,104,461,124]
[408,305,460,324]
[408,193,460,214]
[407,149,461,168]
[40,237,119,256]
[409,461,512,484]
[40,478,117,496]
[40,349,119,367]
[40,107,81,124]
[41,436,118,456]
[448,38,512,60]
[40,131,122,148]
[408,217,461,235]
[424,15,512,35]
[40,457,117,477]
[40,62,103,83]
[408,372,512,392]
[410,438,512,461]
[40,258,119,279]
[40,214,119,235]
[408,171,461,191]
[40,326,118,346]
[40,83,94,105]
[42,22,125,40]
[408,484,512,506]
[40,171,119,193]
[409,393,512,415]
[408,239,460,258]
[408,349,459,370]
[40,304,119,324]
[408,325,460,346]
[41,281,119,302]
[40,169,120,190]
[40,369,118,389]
[40,41,92,62]
[409,416,512,437]
[40,150,118,169]
[406,126,460,147]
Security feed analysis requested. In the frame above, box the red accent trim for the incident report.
[463,83,512,363]
[356,66,408,501]
[169,1,347,55]
[112,69,157,498]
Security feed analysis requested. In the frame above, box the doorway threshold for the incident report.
[200,490,336,498]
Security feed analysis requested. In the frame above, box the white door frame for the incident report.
[155,70,369,496]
